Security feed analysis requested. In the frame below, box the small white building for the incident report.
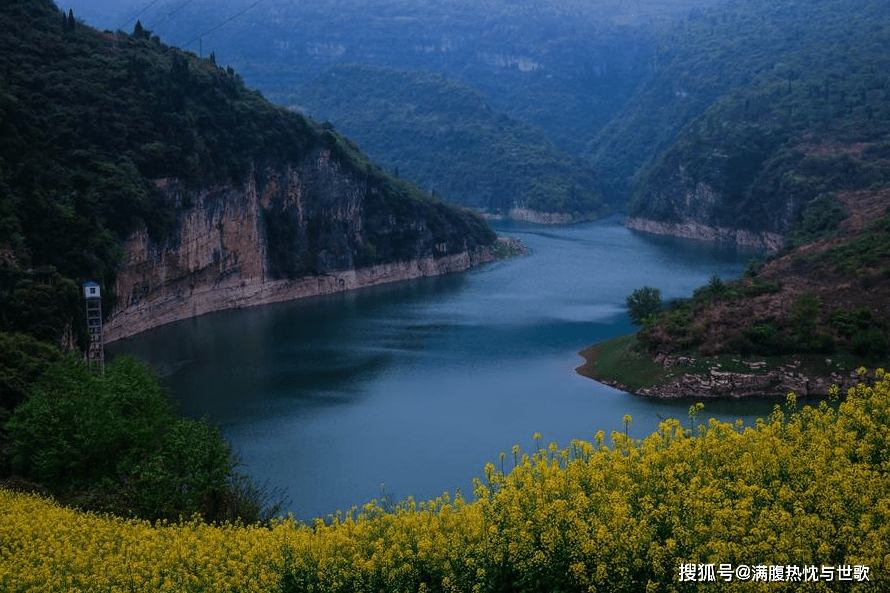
[83,281,100,299]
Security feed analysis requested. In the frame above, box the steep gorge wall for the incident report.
[626,147,787,252]
[105,148,496,342]
[625,217,784,252]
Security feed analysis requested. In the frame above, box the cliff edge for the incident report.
[106,150,498,342]
[0,0,498,345]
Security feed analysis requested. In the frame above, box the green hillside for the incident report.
[122,0,713,154]
[579,186,890,396]
[592,0,890,209]
[280,64,607,216]
[0,0,494,346]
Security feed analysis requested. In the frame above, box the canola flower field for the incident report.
[2,370,889,592]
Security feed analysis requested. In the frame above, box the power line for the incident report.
[148,0,197,30]
[181,0,264,49]
[118,0,161,31]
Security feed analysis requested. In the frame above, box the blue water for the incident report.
[112,216,777,521]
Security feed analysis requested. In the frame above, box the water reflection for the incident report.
[113,217,774,520]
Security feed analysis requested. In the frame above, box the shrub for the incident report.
[3,355,271,522]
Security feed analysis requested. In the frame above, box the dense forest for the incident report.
[0,0,305,520]
[617,0,890,232]
[88,0,683,216]
[104,0,890,236]
[282,64,606,216]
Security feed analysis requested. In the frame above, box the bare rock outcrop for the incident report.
[625,217,784,252]
[105,148,497,342]
[636,358,862,399]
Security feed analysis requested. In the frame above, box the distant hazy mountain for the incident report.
[603,0,890,241]
[110,0,719,211]
[281,64,606,218]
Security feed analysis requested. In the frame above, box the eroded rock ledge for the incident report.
[105,249,496,342]
[103,148,501,343]
[625,217,784,252]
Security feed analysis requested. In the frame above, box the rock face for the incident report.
[105,148,497,342]
[625,217,784,252]
[626,142,792,252]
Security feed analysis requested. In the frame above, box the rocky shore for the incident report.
[625,217,784,252]
[104,248,500,343]
[631,355,863,398]
[576,335,870,399]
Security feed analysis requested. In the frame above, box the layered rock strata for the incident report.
[625,217,784,252]
[104,148,497,342]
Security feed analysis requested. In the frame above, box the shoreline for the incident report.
[105,251,491,343]
[105,237,527,344]
[624,217,784,252]
[576,334,861,399]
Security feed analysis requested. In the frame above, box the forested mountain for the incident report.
[597,0,890,237]
[96,0,720,217]
[108,0,710,149]
[282,64,606,217]
[0,0,496,349]
[1,0,500,520]
[96,0,890,240]
[577,0,890,394]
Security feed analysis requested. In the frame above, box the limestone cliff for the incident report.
[625,137,791,252]
[625,217,783,252]
[105,148,497,342]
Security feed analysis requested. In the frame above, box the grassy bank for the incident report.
[576,333,865,398]
[576,333,667,391]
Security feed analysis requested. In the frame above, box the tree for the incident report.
[133,20,152,40]
[66,9,74,32]
[626,286,662,326]
[5,356,171,491]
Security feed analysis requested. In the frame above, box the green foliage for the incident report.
[830,308,889,360]
[2,355,272,522]
[637,262,885,360]
[789,292,821,343]
[0,0,325,292]
[740,278,782,297]
[787,193,849,246]
[284,65,607,215]
[822,217,890,277]
[6,356,170,491]
[0,332,62,412]
[626,286,662,326]
[0,0,498,338]
[692,273,728,302]
[0,265,84,344]
[607,0,890,228]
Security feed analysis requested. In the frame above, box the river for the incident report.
[112,216,778,521]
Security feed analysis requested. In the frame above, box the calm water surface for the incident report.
[113,217,779,520]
